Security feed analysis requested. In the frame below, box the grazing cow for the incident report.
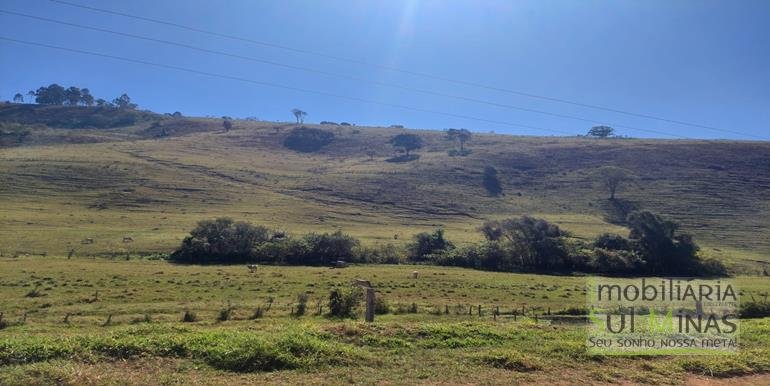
[412,271,419,279]
[122,236,134,243]
[81,238,94,244]
[247,264,258,273]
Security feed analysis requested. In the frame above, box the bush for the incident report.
[626,210,724,276]
[373,297,390,315]
[250,307,265,319]
[299,231,359,265]
[293,293,309,317]
[283,127,334,152]
[408,228,454,262]
[354,243,404,264]
[740,300,770,318]
[217,305,234,321]
[589,248,644,274]
[594,233,631,251]
[170,218,270,264]
[482,166,502,196]
[480,216,569,271]
[328,288,362,319]
[182,310,198,323]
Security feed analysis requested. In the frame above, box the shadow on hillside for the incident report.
[386,154,420,163]
[600,198,639,225]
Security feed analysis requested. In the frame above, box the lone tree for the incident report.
[587,125,615,138]
[12,93,23,103]
[222,118,233,132]
[389,133,422,156]
[291,108,307,124]
[446,128,472,153]
[594,166,634,200]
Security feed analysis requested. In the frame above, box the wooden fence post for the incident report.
[365,287,375,323]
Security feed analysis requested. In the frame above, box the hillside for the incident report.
[1,104,769,272]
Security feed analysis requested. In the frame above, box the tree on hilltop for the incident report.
[291,108,307,124]
[389,133,422,156]
[446,128,472,153]
[587,125,615,138]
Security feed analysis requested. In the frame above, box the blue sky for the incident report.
[1,0,768,139]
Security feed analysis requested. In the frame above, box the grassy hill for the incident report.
[1,104,769,272]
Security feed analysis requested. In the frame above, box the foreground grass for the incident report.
[1,257,769,384]
[1,319,769,385]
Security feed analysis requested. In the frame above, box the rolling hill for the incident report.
[1,104,769,273]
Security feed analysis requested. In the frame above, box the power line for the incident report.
[0,35,579,136]
[1,9,692,139]
[46,0,763,139]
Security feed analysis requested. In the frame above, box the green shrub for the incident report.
[217,305,234,321]
[408,228,454,262]
[170,218,270,264]
[293,293,309,317]
[593,233,631,250]
[182,310,198,323]
[328,288,363,319]
[298,231,359,265]
[740,300,770,318]
[482,165,502,196]
[283,127,334,152]
[373,297,390,315]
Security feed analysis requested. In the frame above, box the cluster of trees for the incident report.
[14,84,136,109]
[170,218,375,265]
[413,212,725,276]
[171,212,725,277]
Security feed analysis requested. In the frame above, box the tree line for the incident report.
[169,212,726,277]
[13,84,137,109]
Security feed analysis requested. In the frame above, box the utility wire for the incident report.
[0,36,580,136]
[46,0,764,140]
[1,9,693,139]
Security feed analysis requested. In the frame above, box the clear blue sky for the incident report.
[1,0,768,139]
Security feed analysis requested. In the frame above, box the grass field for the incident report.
[1,257,769,385]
